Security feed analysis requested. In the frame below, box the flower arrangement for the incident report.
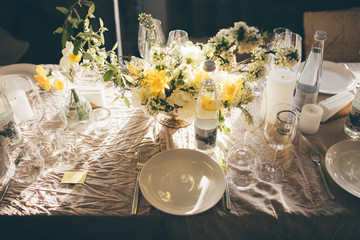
[35,1,300,129]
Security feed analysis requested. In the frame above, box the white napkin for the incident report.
[77,87,106,108]
[319,91,354,122]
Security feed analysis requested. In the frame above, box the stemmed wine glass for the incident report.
[138,18,165,60]
[270,31,302,74]
[32,95,74,170]
[259,103,298,182]
[167,30,189,46]
[230,82,267,142]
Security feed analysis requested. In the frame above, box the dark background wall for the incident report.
[0,0,359,64]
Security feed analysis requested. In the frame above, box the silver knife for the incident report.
[0,152,23,204]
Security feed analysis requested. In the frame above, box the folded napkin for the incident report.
[319,91,354,122]
[77,87,106,108]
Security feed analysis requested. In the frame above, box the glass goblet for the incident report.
[226,137,260,190]
[259,103,298,183]
[167,29,189,46]
[6,138,45,184]
[230,82,267,142]
[270,31,302,74]
[138,18,165,58]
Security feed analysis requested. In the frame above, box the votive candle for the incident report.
[299,104,323,134]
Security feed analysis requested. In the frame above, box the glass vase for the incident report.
[64,87,92,126]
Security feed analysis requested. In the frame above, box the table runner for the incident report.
[0,64,359,239]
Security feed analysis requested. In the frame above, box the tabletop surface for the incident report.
[0,63,359,240]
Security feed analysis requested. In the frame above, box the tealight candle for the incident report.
[7,90,34,124]
[266,68,296,117]
[299,104,323,134]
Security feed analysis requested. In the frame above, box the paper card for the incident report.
[61,172,88,184]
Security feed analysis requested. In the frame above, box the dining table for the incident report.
[0,62,359,240]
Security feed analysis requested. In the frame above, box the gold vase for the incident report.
[157,110,193,128]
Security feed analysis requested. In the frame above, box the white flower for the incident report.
[131,87,147,107]
[59,41,81,71]
[167,89,196,119]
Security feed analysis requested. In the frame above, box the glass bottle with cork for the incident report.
[195,60,219,153]
[293,30,327,112]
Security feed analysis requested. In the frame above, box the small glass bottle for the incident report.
[195,60,218,152]
[344,88,360,138]
[293,30,327,112]
[0,85,22,149]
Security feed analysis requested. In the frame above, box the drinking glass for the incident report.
[91,107,112,135]
[6,138,45,184]
[267,27,292,50]
[226,138,260,190]
[230,83,267,142]
[32,96,68,169]
[259,103,298,182]
[3,76,45,131]
[138,19,165,58]
[270,31,302,73]
[167,30,189,46]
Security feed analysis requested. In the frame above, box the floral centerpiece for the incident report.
[35,1,300,130]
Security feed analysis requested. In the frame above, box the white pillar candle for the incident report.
[299,104,323,134]
[266,68,296,117]
[7,90,34,124]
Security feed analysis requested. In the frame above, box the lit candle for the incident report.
[7,90,34,124]
[266,68,296,117]
[299,104,323,134]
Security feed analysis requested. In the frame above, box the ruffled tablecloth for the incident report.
[0,64,360,240]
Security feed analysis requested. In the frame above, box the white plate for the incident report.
[299,61,357,94]
[0,63,36,76]
[0,64,37,92]
[139,149,226,215]
[325,140,360,198]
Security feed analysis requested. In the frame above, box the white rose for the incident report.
[131,88,146,108]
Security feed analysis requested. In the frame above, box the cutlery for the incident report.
[309,147,335,201]
[0,152,23,204]
[131,151,147,215]
[224,179,231,211]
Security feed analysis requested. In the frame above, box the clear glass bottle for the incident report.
[0,85,22,149]
[195,60,218,152]
[344,88,360,138]
[293,30,327,112]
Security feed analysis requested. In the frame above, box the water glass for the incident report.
[91,108,112,135]
[167,30,189,46]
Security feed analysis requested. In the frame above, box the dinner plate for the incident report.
[299,61,357,94]
[325,140,360,198]
[139,149,226,215]
[0,63,37,92]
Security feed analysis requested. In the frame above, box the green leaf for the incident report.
[56,7,68,15]
[222,127,231,133]
[112,42,118,51]
[99,18,104,28]
[103,70,114,82]
[82,52,93,60]
[73,40,81,55]
[88,4,95,15]
[53,27,63,34]
[123,97,130,108]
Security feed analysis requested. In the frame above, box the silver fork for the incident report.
[131,151,147,215]
[309,147,335,201]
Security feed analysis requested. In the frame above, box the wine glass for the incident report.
[32,95,68,169]
[270,31,302,73]
[230,82,267,142]
[226,137,261,190]
[6,138,45,184]
[259,103,298,182]
[138,18,165,58]
[2,75,45,131]
[167,30,189,46]
[267,27,292,50]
